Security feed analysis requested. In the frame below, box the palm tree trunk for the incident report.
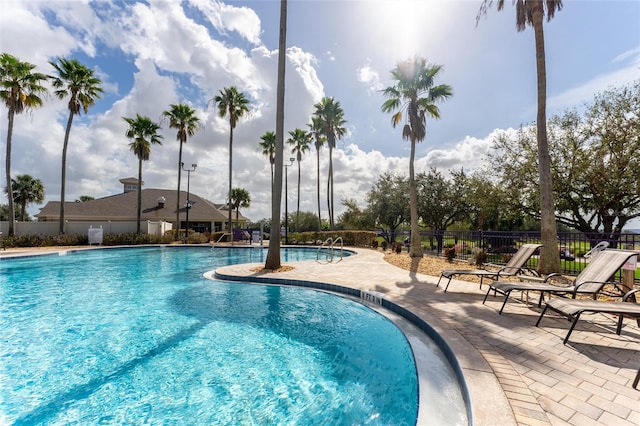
[265,0,287,270]
[327,156,332,230]
[296,160,301,231]
[20,200,26,222]
[532,4,560,274]
[328,145,334,229]
[228,127,233,241]
[137,157,143,234]
[176,140,183,240]
[316,148,321,231]
[59,111,74,234]
[408,139,423,258]
[5,109,15,236]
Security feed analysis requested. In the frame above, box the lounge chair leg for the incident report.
[444,279,452,293]
[498,291,511,315]
[616,314,624,335]
[482,287,492,305]
[563,314,582,345]
[436,275,443,287]
[479,276,483,290]
[633,369,640,389]
[535,305,549,327]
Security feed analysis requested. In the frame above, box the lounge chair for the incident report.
[536,288,640,344]
[437,243,542,293]
[484,249,638,314]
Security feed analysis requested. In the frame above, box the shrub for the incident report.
[444,247,456,262]
[472,248,488,267]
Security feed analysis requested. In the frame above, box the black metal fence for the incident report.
[415,230,639,285]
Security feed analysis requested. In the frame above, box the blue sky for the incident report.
[1,0,639,228]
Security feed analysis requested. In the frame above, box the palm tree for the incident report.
[312,97,346,230]
[287,128,312,231]
[308,116,326,231]
[0,53,48,236]
[265,0,287,270]
[259,130,277,183]
[123,113,163,234]
[477,0,562,274]
[230,187,251,225]
[211,86,250,239]
[50,57,104,234]
[162,103,200,240]
[381,57,452,258]
[9,174,45,221]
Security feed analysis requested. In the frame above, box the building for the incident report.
[36,178,248,234]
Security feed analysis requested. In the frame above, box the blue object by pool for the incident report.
[1,246,465,425]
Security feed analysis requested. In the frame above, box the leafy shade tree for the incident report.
[76,195,95,202]
[490,81,640,239]
[381,57,452,258]
[284,211,322,232]
[366,172,410,244]
[465,171,526,231]
[308,116,326,230]
[265,0,287,270]
[312,97,347,230]
[0,53,48,236]
[162,103,200,239]
[339,199,375,230]
[230,187,251,226]
[259,130,276,183]
[478,0,562,274]
[9,174,45,222]
[50,57,104,234]
[123,113,163,234]
[212,86,250,239]
[416,168,470,253]
[287,128,312,231]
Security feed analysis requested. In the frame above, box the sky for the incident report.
[1,0,639,229]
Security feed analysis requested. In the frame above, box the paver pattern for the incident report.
[216,247,640,426]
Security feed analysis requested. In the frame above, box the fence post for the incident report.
[621,255,637,294]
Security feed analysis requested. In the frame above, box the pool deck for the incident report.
[214,247,640,426]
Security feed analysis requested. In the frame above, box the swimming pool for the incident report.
[1,246,429,425]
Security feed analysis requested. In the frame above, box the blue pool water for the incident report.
[1,246,419,425]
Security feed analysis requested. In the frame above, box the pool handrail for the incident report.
[317,237,344,263]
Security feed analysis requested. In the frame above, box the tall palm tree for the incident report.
[259,130,277,183]
[123,113,163,234]
[308,116,326,231]
[265,0,287,270]
[312,97,346,230]
[0,53,48,236]
[230,187,251,224]
[287,128,311,231]
[9,174,45,222]
[212,86,250,239]
[381,57,452,258]
[162,103,200,240]
[477,0,562,274]
[50,57,103,234]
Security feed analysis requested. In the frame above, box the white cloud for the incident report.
[188,0,262,46]
[356,62,383,93]
[549,47,640,112]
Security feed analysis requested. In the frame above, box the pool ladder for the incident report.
[211,232,232,248]
[317,237,344,263]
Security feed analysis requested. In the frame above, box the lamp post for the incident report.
[181,162,197,243]
[284,157,295,244]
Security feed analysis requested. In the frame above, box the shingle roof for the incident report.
[36,189,248,223]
